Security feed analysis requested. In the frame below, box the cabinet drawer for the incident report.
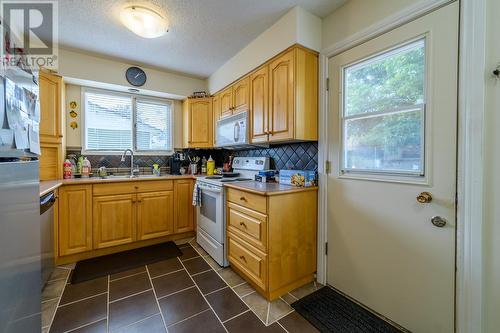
[228,202,267,251]
[227,188,266,214]
[93,180,173,196]
[228,233,267,290]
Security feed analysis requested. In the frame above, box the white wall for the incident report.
[483,0,500,330]
[58,48,207,99]
[321,0,419,49]
[64,83,184,150]
[208,6,321,94]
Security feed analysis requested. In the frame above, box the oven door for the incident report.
[197,183,224,243]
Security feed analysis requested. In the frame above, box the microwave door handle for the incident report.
[233,124,238,142]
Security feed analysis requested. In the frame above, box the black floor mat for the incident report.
[70,241,182,284]
[292,287,402,333]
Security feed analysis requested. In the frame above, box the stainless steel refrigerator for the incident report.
[0,64,42,333]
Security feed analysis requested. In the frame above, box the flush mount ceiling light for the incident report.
[120,5,168,38]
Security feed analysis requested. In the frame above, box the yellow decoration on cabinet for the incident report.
[70,121,78,130]
[69,110,78,118]
[69,101,77,109]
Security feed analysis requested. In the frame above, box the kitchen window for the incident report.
[341,38,426,176]
[83,88,173,154]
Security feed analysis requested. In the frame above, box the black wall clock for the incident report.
[125,66,147,87]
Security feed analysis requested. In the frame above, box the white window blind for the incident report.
[136,99,172,151]
[85,91,132,151]
[83,89,173,153]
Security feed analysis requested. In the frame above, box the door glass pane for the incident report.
[344,39,425,117]
[344,108,423,173]
[342,38,426,175]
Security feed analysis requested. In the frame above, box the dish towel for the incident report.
[192,183,201,206]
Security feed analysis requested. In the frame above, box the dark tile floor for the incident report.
[42,239,321,333]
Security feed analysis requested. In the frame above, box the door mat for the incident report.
[292,286,402,333]
[71,241,182,284]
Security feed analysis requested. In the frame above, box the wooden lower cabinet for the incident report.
[137,191,174,240]
[226,186,318,300]
[174,180,194,233]
[58,185,92,256]
[56,179,195,263]
[93,194,136,249]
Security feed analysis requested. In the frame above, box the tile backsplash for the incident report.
[66,141,318,175]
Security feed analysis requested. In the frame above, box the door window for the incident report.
[341,38,426,176]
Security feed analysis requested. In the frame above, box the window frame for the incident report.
[339,36,428,180]
[81,87,174,156]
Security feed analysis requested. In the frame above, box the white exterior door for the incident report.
[326,3,458,332]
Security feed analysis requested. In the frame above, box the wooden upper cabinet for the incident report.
[39,71,63,143]
[58,185,92,256]
[174,180,194,233]
[269,49,295,142]
[250,66,269,143]
[233,76,250,114]
[93,194,136,249]
[137,191,174,241]
[184,98,213,148]
[220,86,233,119]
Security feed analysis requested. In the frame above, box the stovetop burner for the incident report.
[205,176,223,179]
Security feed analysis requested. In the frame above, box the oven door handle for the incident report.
[199,186,222,194]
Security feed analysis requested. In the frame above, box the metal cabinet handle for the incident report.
[239,196,247,201]
[239,222,247,228]
[417,192,432,203]
[239,255,246,262]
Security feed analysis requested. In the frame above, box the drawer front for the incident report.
[227,188,266,214]
[228,233,267,290]
[93,180,173,196]
[228,202,267,251]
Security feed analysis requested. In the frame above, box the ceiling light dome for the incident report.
[120,5,168,38]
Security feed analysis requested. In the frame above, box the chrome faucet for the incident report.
[121,149,139,177]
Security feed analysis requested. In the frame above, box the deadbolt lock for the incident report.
[417,192,432,203]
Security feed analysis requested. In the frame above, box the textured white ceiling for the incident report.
[55,0,346,78]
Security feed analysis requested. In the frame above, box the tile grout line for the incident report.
[180,255,202,263]
[265,300,271,325]
[109,270,147,282]
[107,312,161,333]
[221,309,251,324]
[156,285,197,301]
[239,290,256,298]
[189,268,214,277]
[108,288,154,304]
[62,317,108,333]
[277,321,290,333]
[232,281,247,288]
[58,291,108,308]
[46,267,72,333]
[149,268,185,280]
[203,285,229,297]
[166,308,212,329]
[176,257,229,333]
[106,275,110,333]
[145,265,170,333]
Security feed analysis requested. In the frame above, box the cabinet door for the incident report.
[39,71,63,143]
[220,86,233,119]
[250,66,269,143]
[189,98,213,148]
[39,142,63,180]
[137,191,174,240]
[93,194,136,249]
[233,76,250,114]
[212,94,220,145]
[174,180,194,233]
[58,185,92,256]
[269,49,295,142]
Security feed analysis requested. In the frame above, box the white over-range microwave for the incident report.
[215,111,249,149]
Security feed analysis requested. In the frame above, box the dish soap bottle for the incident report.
[82,157,91,178]
[207,155,215,175]
[201,156,207,174]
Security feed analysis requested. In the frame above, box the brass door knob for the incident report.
[417,192,432,203]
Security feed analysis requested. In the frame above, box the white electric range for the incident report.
[196,157,270,267]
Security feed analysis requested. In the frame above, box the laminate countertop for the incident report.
[224,181,318,196]
[39,175,196,196]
